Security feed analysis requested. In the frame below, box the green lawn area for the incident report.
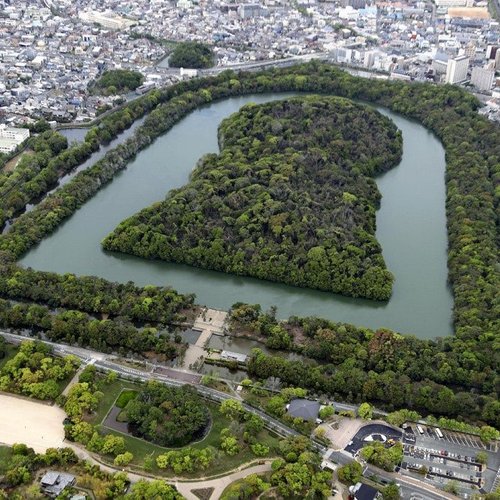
[0,344,18,371]
[93,382,281,477]
[115,390,138,409]
[86,379,144,425]
[0,446,11,474]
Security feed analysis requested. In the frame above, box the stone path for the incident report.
[182,308,227,369]
[68,441,272,500]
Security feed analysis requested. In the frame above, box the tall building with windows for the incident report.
[0,124,30,154]
[445,55,469,84]
[471,67,495,91]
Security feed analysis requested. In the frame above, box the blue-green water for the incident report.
[20,94,453,339]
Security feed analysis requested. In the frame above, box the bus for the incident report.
[416,425,425,435]
[435,428,444,439]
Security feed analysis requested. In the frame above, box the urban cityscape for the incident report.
[1,0,500,128]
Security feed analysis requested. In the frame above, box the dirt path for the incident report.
[70,442,272,500]
[62,362,90,396]
[0,394,66,453]
[173,462,272,500]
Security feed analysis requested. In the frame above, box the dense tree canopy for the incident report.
[0,341,78,400]
[0,63,497,429]
[104,97,402,300]
[90,69,144,95]
[124,381,209,447]
[0,298,185,359]
[169,41,215,68]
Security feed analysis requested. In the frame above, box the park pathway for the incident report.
[174,462,272,500]
[182,308,227,369]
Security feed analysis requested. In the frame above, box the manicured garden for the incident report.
[74,369,281,477]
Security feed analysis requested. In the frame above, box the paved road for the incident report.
[0,331,302,443]
[363,464,455,500]
[2,330,467,498]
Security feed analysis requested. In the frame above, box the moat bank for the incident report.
[20,94,453,339]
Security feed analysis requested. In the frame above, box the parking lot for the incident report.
[345,423,402,455]
[401,425,500,495]
[415,426,497,453]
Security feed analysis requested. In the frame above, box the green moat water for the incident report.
[20,94,453,339]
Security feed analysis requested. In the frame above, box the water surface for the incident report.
[20,94,453,339]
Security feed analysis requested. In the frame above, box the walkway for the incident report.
[62,360,93,397]
[175,462,272,500]
[67,441,272,500]
[182,308,227,369]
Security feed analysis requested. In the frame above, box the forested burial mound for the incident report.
[102,96,403,300]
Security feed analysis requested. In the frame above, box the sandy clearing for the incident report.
[448,7,490,18]
[0,394,66,453]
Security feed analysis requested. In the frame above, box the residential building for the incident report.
[0,124,30,153]
[471,66,494,91]
[40,471,76,497]
[349,482,381,500]
[286,399,320,421]
[445,55,469,84]
[435,0,467,7]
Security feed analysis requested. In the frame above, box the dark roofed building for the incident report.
[287,399,320,421]
[350,482,381,500]
[40,471,76,497]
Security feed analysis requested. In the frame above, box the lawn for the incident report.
[0,344,18,371]
[115,389,138,409]
[93,382,281,477]
[0,445,11,474]
[87,379,144,425]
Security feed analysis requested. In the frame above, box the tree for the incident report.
[251,443,270,457]
[106,371,118,384]
[92,70,144,95]
[221,474,270,500]
[480,426,499,444]
[443,480,459,495]
[337,461,362,485]
[475,451,488,465]
[386,409,421,427]
[169,42,214,69]
[319,406,335,420]
[101,435,125,456]
[125,480,182,499]
[114,451,134,466]
[358,402,373,420]
[382,483,401,500]
[69,421,94,444]
[124,382,209,447]
[360,442,403,471]
[220,429,240,456]
[219,399,243,420]
[244,414,264,435]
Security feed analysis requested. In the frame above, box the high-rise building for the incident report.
[470,67,495,91]
[445,55,469,84]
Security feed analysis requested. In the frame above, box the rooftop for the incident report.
[287,398,320,421]
[40,471,76,497]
